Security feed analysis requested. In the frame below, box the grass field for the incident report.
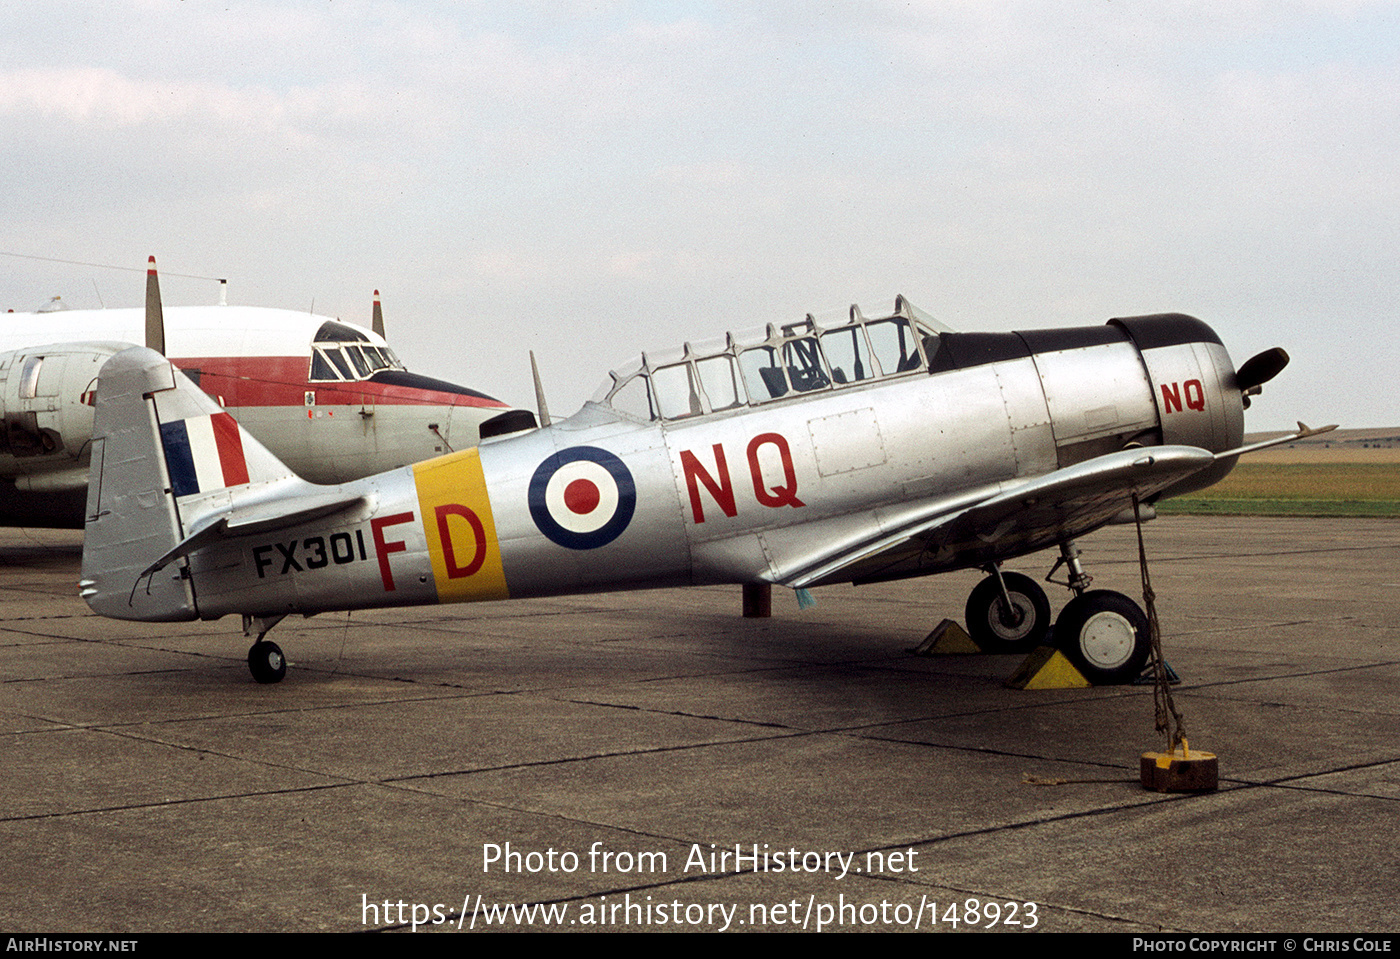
[1159,460,1400,517]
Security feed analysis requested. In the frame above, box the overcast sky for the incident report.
[1,1,1396,430]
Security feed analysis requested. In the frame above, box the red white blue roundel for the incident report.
[528,446,636,550]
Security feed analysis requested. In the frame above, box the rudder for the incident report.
[80,347,297,621]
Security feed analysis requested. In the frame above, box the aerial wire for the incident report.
[0,250,225,283]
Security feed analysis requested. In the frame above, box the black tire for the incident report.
[248,640,287,684]
[1053,590,1150,684]
[964,571,1052,652]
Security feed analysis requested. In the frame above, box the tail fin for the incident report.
[80,347,302,621]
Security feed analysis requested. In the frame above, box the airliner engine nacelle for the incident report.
[0,342,127,491]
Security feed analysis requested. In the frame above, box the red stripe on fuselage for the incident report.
[171,356,509,410]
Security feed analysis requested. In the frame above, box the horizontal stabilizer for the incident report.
[139,490,369,579]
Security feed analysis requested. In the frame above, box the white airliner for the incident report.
[1,260,533,526]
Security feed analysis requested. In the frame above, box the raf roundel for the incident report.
[528,446,637,550]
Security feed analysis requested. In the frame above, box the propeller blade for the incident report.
[145,255,165,355]
[1236,347,1289,392]
[371,290,385,339]
[530,350,551,428]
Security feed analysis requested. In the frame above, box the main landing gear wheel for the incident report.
[1053,590,1150,685]
[248,640,287,684]
[965,571,1052,652]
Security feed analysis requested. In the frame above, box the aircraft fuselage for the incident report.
[82,311,1246,625]
[0,305,521,526]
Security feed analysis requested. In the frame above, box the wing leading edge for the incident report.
[776,445,1220,590]
[774,420,1334,591]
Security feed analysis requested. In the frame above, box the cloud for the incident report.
[0,2,1395,424]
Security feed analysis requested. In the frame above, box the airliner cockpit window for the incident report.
[361,346,389,370]
[343,345,371,378]
[310,352,339,382]
[313,321,369,343]
[366,346,405,373]
[319,348,354,381]
[309,322,405,382]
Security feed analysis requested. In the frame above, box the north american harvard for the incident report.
[77,295,1325,684]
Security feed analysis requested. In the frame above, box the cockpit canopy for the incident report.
[595,296,949,422]
[308,320,406,383]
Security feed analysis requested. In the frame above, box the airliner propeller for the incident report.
[144,255,165,355]
[530,350,551,427]
[372,290,385,339]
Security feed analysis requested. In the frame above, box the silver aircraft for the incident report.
[78,296,1320,684]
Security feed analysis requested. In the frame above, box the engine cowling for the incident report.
[1110,314,1245,498]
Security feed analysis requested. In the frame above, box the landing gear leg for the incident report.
[243,614,288,684]
[1047,539,1093,595]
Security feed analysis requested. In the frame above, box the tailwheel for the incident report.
[965,571,1052,652]
[1053,590,1150,685]
[248,640,287,684]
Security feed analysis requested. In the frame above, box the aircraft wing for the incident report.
[778,445,1220,590]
